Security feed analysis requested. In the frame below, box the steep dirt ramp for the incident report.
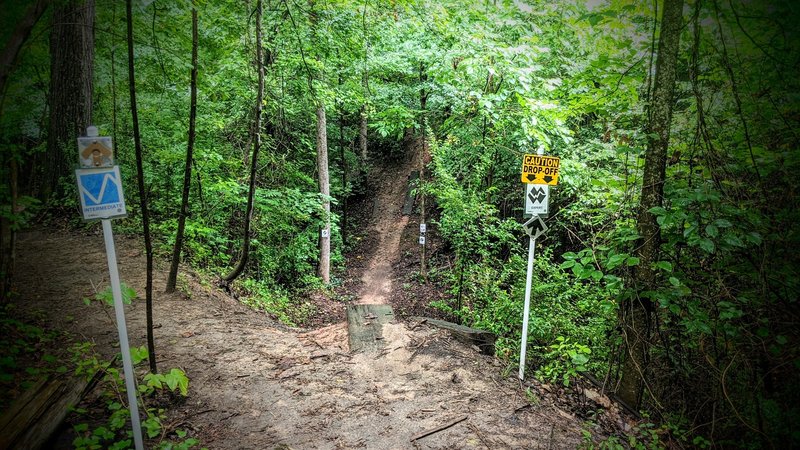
[357,149,419,305]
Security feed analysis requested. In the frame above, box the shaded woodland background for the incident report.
[1,0,798,447]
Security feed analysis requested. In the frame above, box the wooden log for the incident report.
[412,316,496,355]
[0,370,102,449]
[347,304,395,353]
[402,170,419,215]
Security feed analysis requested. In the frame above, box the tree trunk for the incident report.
[618,0,684,409]
[338,92,348,247]
[0,0,49,98]
[317,102,331,284]
[359,105,368,161]
[419,63,427,280]
[223,0,264,284]
[43,0,94,200]
[0,0,49,301]
[166,4,198,293]
[126,0,157,374]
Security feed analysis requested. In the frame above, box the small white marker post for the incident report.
[102,219,144,450]
[77,126,143,450]
[519,231,536,380]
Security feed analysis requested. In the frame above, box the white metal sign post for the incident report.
[519,214,547,380]
[518,148,558,380]
[76,126,144,450]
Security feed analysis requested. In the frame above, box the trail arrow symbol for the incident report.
[522,215,548,239]
[526,173,536,182]
[543,175,553,184]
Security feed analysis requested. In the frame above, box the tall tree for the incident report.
[0,0,49,98]
[317,101,331,284]
[0,0,50,302]
[223,0,264,284]
[618,0,684,408]
[358,0,369,162]
[166,3,198,293]
[43,0,94,200]
[126,0,157,374]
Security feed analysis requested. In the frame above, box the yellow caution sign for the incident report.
[521,154,560,185]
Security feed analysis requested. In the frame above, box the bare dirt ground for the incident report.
[12,230,590,449]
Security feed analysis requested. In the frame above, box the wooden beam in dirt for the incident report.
[402,170,419,215]
[347,304,395,353]
[0,370,102,449]
[412,317,496,355]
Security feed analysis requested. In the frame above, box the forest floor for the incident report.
[4,143,628,449]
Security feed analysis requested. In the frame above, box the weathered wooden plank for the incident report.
[412,317,496,355]
[402,170,419,215]
[0,370,101,450]
[347,304,395,353]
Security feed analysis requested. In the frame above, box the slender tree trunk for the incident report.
[419,64,427,280]
[43,0,94,200]
[317,102,331,284]
[0,0,49,97]
[126,0,157,374]
[0,0,49,301]
[359,106,368,161]
[338,91,348,247]
[223,0,264,283]
[618,0,683,409]
[166,4,198,293]
[359,1,369,162]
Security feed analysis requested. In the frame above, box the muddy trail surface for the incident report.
[5,150,613,449]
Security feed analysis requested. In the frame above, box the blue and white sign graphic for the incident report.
[75,166,127,220]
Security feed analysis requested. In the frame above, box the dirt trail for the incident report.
[12,230,589,449]
[356,153,416,305]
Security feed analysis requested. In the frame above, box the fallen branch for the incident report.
[410,415,468,442]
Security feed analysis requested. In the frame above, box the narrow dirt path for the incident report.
[356,151,417,305]
[11,230,592,449]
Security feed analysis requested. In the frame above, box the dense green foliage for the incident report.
[1,0,798,446]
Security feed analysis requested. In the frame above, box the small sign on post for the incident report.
[78,129,114,168]
[74,126,143,450]
[524,184,549,216]
[75,166,127,220]
[521,154,560,185]
[518,148,554,381]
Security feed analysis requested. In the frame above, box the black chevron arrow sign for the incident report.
[522,215,548,239]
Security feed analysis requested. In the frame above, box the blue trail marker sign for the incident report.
[73,126,143,450]
[75,166,127,220]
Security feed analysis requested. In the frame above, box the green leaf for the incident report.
[559,260,575,269]
[669,277,680,287]
[698,238,715,253]
[625,257,640,266]
[653,261,673,272]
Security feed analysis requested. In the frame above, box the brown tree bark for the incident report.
[0,0,49,97]
[126,0,157,374]
[166,4,198,293]
[317,102,331,284]
[224,0,264,284]
[0,0,49,301]
[43,0,94,200]
[618,0,684,409]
